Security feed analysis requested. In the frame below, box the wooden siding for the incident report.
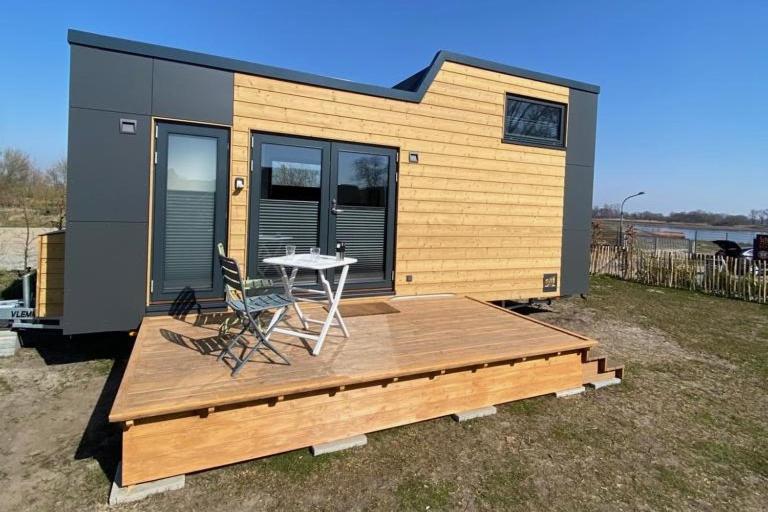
[36,231,65,317]
[230,60,568,300]
[123,351,584,485]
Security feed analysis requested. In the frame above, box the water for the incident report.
[632,222,766,245]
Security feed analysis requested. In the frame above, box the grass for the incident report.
[502,395,547,416]
[475,461,533,509]
[588,275,768,380]
[259,448,344,480]
[0,270,21,300]
[2,276,767,511]
[693,440,768,478]
[0,375,11,394]
[87,358,114,377]
[395,477,456,510]
[654,464,696,495]
[0,207,60,229]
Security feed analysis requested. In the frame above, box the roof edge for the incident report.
[436,51,599,94]
[67,29,600,100]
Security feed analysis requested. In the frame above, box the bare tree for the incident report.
[0,149,67,272]
[45,158,67,229]
[352,156,387,189]
[272,163,318,187]
[1,149,35,270]
[592,203,621,219]
[20,194,32,270]
[0,149,34,206]
[591,220,603,245]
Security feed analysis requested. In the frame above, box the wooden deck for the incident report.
[111,296,622,485]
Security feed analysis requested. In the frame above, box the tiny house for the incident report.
[40,30,598,335]
[40,31,623,489]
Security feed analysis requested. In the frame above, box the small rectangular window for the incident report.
[504,94,566,148]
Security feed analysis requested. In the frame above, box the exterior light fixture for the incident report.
[119,118,137,134]
[619,191,646,246]
[234,177,246,190]
[408,152,419,164]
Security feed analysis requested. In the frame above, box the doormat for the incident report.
[325,302,400,318]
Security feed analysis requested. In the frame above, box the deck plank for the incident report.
[110,297,595,422]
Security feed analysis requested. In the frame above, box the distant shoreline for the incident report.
[594,218,766,233]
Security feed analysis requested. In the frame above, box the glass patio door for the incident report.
[247,134,330,285]
[151,122,229,302]
[329,143,396,288]
[248,134,396,292]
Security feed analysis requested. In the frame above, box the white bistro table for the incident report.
[262,254,357,355]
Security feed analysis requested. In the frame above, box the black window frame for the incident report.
[150,121,230,304]
[247,132,398,293]
[502,94,567,149]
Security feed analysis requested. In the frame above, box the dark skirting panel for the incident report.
[63,221,148,334]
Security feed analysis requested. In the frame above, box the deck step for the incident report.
[581,349,624,386]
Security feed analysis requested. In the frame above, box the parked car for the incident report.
[711,240,765,276]
[712,240,749,259]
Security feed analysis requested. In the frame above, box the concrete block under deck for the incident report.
[0,330,20,357]
[451,405,498,422]
[109,463,185,505]
[311,434,368,455]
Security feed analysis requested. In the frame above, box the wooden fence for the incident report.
[590,245,768,304]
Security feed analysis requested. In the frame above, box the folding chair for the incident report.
[217,251,294,376]
[216,243,270,338]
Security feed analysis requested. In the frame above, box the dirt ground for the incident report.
[0,276,766,511]
[0,227,55,270]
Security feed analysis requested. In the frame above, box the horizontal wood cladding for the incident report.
[230,60,569,299]
[36,232,65,317]
[121,351,583,485]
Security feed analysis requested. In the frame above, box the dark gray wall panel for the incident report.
[560,229,590,295]
[152,59,233,125]
[69,45,152,114]
[562,163,594,231]
[63,221,147,334]
[67,108,151,223]
[565,89,598,167]
[560,89,599,296]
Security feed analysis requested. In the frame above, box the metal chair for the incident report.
[216,243,270,337]
[217,251,293,376]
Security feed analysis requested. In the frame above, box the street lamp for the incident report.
[619,191,646,246]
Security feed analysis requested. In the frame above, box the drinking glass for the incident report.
[310,247,321,261]
[285,245,296,259]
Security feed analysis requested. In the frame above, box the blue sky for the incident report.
[1,1,766,214]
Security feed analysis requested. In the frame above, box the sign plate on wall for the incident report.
[543,273,558,292]
[0,307,34,321]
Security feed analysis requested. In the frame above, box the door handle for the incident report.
[331,198,345,215]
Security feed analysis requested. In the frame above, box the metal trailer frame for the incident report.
[0,273,61,331]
